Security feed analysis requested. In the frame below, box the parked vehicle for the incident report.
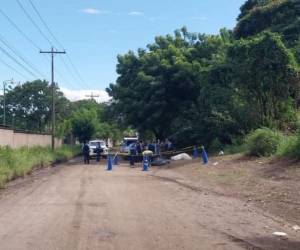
[120,137,138,153]
[89,140,108,157]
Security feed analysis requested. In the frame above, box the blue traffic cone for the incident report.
[201,146,209,165]
[143,157,149,171]
[193,146,199,158]
[107,155,113,171]
[113,155,119,165]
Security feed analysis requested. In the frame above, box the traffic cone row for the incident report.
[105,146,208,172]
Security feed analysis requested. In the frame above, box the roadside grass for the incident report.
[0,145,80,188]
[276,134,300,159]
[223,128,300,161]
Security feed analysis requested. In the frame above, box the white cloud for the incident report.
[128,11,144,16]
[81,8,111,15]
[60,88,111,103]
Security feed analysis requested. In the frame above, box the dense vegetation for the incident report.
[107,0,300,149]
[0,80,124,143]
[1,0,299,155]
[0,145,80,187]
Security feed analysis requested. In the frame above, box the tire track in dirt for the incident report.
[69,167,88,249]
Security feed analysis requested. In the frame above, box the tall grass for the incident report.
[276,134,300,159]
[0,145,80,188]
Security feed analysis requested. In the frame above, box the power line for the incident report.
[16,0,53,46]
[0,57,28,79]
[0,6,73,89]
[26,0,91,89]
[0,8,41,50]
[0,45,37,77]
[0,7,51,79]
[66,54,90,87]
[27,0,64,50]
[59,57,80,85]
[0,34,47,79]
[1,2,89,91]
[55,67,77,89]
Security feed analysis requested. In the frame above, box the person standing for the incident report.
[136,141,142,155]
[129,143,137,167]
[148,141,155,154]
[82,142,90,165]
[95,144,103,162]
[156,139,161,156]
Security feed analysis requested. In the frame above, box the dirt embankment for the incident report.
[153,154,300,226]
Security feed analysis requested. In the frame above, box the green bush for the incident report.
[246,128,283,157]
[277,133,300,159]
[0,145,80,188]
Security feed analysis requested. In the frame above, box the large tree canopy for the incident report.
[2,80,69,132]
[108,5,300,148]
[228,31,299,127]
[235,0,300,46]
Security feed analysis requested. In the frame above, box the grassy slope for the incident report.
[0,145,80,187]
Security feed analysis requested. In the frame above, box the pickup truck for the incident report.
[89,140,108,157]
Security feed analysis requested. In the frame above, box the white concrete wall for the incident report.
[0,128,14,147]
[0,127,62,149]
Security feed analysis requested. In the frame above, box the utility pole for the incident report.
[40,47,66,150]
[2,79,16,126]
[86,92,100,101]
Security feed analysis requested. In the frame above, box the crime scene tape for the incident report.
[108,145,203,159]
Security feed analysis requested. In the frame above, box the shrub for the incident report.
[246,128,283,157]
[277,133,300,159]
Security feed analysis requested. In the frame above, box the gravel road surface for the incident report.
[0,160,299,250]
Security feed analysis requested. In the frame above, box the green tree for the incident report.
[108,28,203,139]
[4,80,69,132]
[235,0,300,46]
[70,108,98,143]
[228,31,299,127]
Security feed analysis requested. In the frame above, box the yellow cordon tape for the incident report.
[108,145,202,158]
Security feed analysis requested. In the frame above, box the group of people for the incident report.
[127,139,173,167]
[81,138,173,166]
[82,143,103,165]
[129,139,173,157]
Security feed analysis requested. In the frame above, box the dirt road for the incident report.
[0,159,299,250]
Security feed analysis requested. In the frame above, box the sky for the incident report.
[0,0,246,102]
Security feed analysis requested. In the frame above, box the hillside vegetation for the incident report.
[107,0,300,152]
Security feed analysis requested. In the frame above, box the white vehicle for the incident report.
[89,140,109,157]
[120,137,139,153]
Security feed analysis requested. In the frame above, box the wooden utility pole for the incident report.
[86,92,100,101]
[40,47,66,150]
